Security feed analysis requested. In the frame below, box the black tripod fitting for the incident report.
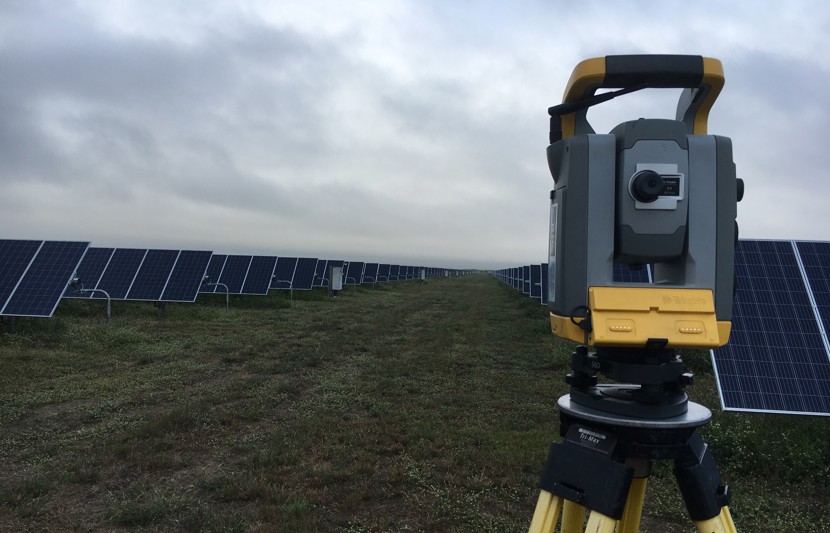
[566,345,694,418]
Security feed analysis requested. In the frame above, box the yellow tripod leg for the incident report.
[560,499,586,533]
[616,476,647,533]
[584,509,617,533]
[528,490,562,533]
[694,506,737,533]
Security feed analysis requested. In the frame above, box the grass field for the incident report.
[1,273,828,532]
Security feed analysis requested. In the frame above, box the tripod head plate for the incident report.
[558,391,712,429]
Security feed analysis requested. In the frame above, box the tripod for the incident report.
[529,347,737,533]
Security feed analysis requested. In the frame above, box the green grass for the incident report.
[0,275,828,531]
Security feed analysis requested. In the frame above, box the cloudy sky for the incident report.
[1,1,829,268]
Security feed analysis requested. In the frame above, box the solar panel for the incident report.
[345,261,364,285]
[523,265,531,295]
[363,263,380,283]
[64,247,116,299]
[711,240,830,415]
[530,264,542,299]
[795,241,830,339]
[90,248,146,299]
[613,263,653,283]
[2,240,90,317]
[218,255,254,294]
[377,264,391,282]
[389,265,401,280]
[126,249,179,300]
[199,254,227,294]
[1,240,45,308]
[161,250,212,302]
[292,258,318,290]
[241,256,277,295]
[272,257,298,289]
[313,260,329,287]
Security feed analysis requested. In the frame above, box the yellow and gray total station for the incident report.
[530,55,743,533]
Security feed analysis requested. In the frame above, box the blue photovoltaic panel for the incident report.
[377,264,391,282]
[345,262,364,285]
[405,266,415,279]
[363,263,380,283]
[793,240,830,412]
[292,258,318,290]
[2,240,89,317]
[541,263,549,305]
[272,257,298,289]
[241,256,277,294]
[91,248,146,299]
[63,247,115,299]
[389,265,401,280]
[161,250,212,302]
[199,254,227,293]
[127,249,179,300]
[523,265,531,295]
[711,240,830,415]
[530,264,542,299]
[796,241,830,337]
[613,263,652,283]
[512,267,520,291]
[0,239,44,309]
[313,260,329,287]
[219,255,253,294]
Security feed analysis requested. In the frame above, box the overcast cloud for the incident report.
[1,0,829,268]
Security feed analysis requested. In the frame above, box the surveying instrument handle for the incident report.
[532,55,739,532]
[549,54,725,143]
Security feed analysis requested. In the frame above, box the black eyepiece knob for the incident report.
[630,170,665,203]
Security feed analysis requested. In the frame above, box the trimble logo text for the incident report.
[662,294,708,306]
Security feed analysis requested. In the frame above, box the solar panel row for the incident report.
[64,247,212,302]
[494,262,638,305]
[197,257,453,295]
[2,237,468,318]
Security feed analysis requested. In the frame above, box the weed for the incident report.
[1,477,50,508]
